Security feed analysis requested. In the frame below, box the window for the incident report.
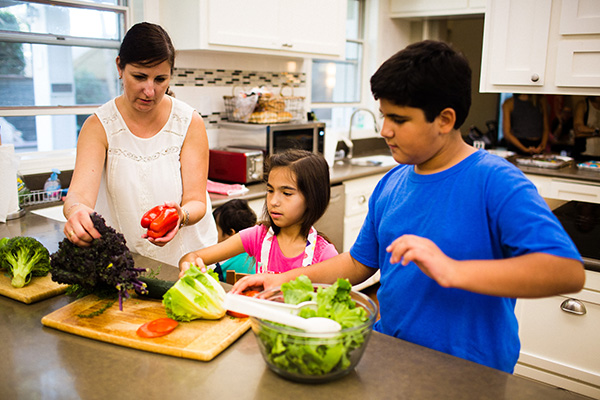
[310,0,367,134]
[0,0,127,155]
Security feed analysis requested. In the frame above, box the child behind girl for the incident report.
[178,149,338,277]
[212,199,257,281]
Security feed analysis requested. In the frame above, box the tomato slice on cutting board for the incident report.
[227,290,260,318]
[136,317,178,338]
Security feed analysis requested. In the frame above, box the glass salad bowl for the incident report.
[250,283,378,383]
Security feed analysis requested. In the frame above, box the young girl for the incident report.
[178,149,338,278]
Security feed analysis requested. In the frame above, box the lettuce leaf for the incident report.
[162,264,226,321]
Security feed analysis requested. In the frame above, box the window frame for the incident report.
[0,0,129,173]
[310,0,366,110]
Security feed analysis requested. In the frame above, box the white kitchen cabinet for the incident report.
[514,270,600,398]
[342,173,385,252]
[549,178,600,204]
[158,0,346,58]
[480,0,600,95]
[525,173,600,204]
[389,0,485,18]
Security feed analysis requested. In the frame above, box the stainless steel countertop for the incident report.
[514,158,600,183]
[0,211,590,400]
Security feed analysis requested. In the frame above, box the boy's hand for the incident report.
[386,234,457,288]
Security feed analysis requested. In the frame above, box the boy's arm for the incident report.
[387,234,585,298]
[230,252,375,293]
[178,233,246,276]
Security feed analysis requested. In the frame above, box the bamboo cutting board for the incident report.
[41,294,251,361]
[0,273,68,304]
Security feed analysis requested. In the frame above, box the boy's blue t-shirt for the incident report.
[350,150,582,373]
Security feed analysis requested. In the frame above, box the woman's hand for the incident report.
[64,204,101,246]
[142,201,182,246]
[386,234,458,288]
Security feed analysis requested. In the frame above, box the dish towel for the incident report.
[0,144,20,223]
[206,180,249,196]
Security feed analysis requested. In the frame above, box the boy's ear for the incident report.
[437,108,456,134]
[228,228,236,236]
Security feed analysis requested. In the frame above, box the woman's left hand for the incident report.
[142,201,182,246]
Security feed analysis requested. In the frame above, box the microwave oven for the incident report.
[217,121,325,156]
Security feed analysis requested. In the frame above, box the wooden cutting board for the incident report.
[41,294,251,361]
[0,273,68,304]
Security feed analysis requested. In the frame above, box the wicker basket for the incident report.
[223,84,304,124]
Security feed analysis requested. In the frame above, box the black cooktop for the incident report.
[553,200,600,261]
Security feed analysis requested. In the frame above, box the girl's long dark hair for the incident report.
[261,150,330,239]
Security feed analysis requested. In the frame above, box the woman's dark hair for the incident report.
[370,40,472,129]
[262,149,330,239]
[117,22,175,73]
[213,199,257,235]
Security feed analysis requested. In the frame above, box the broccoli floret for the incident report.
[50,212,147,310]
[0,236,50,288]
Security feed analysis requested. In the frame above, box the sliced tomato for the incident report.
[226,290,260,318]
[136,317,178,338]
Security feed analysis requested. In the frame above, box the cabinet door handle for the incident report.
[531,73,540,82]
[560,298,586,315]
[358,195,366,204]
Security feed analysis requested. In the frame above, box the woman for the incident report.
[502,94,549,155]
[573,96,600,159]
[62,22,217,266]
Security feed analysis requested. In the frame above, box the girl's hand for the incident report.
[386,234,458,288]
[230,273,285,294]
[64,205,101,247]
[178,257,207,278]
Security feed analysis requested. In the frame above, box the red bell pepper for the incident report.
[141,205,164,229]
[141,205,179,238]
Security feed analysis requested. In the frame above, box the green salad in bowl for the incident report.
[250,275,378,383]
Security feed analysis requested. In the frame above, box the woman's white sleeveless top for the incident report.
[95,96,217,266]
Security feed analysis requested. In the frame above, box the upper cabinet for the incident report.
[389,0,485,18]
[480,0,600,95]
[158,0,347,59]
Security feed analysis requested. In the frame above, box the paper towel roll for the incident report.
[0,144,20,223]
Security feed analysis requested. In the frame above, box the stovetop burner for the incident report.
[553,201,600,261]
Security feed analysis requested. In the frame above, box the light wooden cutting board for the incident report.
[0,273,68,304]
[41,294,251,361]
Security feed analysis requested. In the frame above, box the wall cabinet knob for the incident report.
[560,298,586,315]
[531,73,540,82]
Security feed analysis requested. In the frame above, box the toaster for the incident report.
[208,147,264,184]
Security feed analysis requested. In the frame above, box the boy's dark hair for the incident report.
[213,199,257,235]
[118,22,176,73]
[370,40,472,129]
[263,149,330,238]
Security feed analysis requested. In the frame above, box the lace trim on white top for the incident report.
[107,146,180,162]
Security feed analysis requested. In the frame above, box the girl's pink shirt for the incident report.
[239,224,338,273]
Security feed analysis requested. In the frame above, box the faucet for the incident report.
[342,108,380,160]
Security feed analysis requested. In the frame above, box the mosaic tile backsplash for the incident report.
[171,67,305,88]
[170,67,307,124]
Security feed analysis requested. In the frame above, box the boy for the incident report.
[232,40,585,373]
[212,199,257,281]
